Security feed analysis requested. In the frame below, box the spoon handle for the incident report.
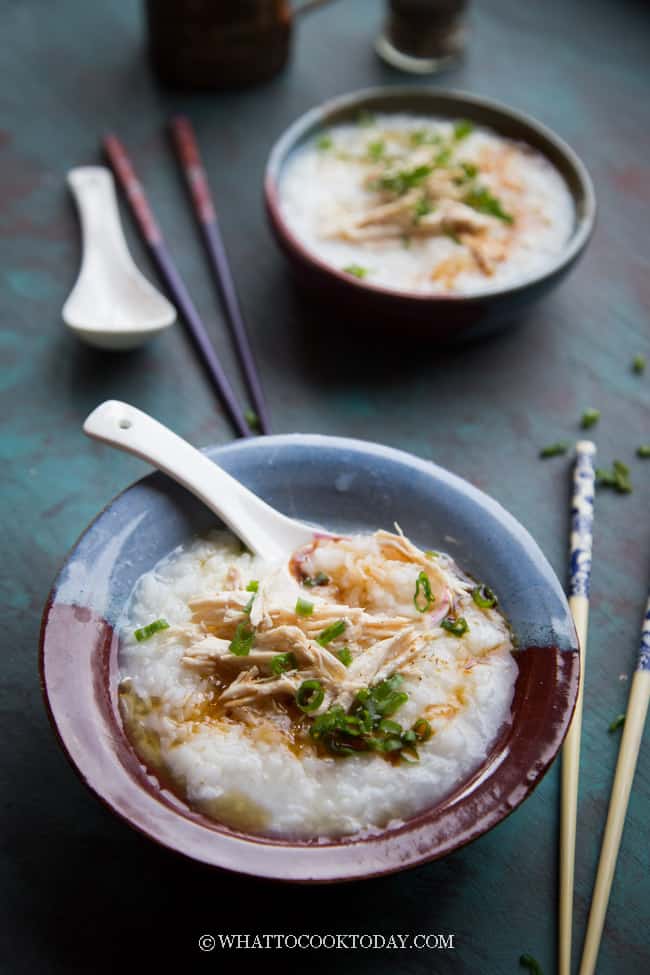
[67,167,133,269]
[83,400,311,561]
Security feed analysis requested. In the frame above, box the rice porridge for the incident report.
[279,112,574,295]
[119,529,517,839]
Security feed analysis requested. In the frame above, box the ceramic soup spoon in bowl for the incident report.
[63,167,176,350]
[83,400,315,560]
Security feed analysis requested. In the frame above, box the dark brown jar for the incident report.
[377,0,469,73]
[145,0,293,89]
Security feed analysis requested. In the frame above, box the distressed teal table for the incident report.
[1,1,648,971]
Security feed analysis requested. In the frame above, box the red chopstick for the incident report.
[170,116,271,435]
[103,133,252,439]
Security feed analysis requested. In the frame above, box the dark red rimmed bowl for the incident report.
[40,434,579,882]
[264,86,596,340]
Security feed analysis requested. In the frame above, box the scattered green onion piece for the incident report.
[378,718,403,736]
[376,164,432,196]
[596,460,632,493]
[295,597,314,617]
[433,147,453,167]
[410,129,441,147]
[357,109,375,127]
[134,618,169,642]
[519,955,543,975]
[229,621,255,657]
[337,647,353,667]
[367,139,385,161]
[244,409,260,431]
[413,570,435,612]
[400,747,420,764]
[632,354,646,374]
[317,619,347,646]
[454,119,474,140]
[413,195,433,222]
[303,571,330,587]
[472,584,498,609]
[296,679,324,713]
[379,736,404,753]
[243,594,255,614]
[413,717,432,742]
[316,132,333,150]
[637,445,650,458]
[401,728,417,745]
[343,264,368,279]
[608,713,626,733]
[464,185,513,223]
[581,408,600,429]
[441,616,469,637]
[539,441,570,458]
[270,652,297,677]
[425,550,439,559]
[246,579,259,592]
[460,161,478,179]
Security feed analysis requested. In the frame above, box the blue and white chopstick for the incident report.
[578,594,650,975]
[559,440,596,975]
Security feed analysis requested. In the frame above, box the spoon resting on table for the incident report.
[83,400,316,561]
[64,168,176,350]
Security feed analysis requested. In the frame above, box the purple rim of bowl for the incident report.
[264,86,596,306]
[40,434,579,882]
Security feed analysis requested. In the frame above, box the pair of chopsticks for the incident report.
[103,119,270,438]
[560,441,650,975]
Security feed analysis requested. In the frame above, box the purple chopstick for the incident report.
[103,133,252,439]
[170,116,271,435]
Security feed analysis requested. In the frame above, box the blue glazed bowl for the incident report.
[265,87,596,340]
[40,434,578,881]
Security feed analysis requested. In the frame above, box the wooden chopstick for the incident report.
[559,439,596,975]
[578,594,650,975]
[169,116,271,435]
[103,133,252,440]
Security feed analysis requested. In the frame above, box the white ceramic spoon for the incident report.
[83,400,315,561]
[63,167,176,350]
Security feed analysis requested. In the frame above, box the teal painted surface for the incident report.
[0,0,648,971]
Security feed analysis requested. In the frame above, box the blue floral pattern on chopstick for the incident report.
[569,441,596,598]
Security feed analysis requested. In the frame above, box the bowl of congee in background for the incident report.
[265,88,595,339]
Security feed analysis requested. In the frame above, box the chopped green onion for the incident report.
[400,747,420,764]
[243,593,255,614]
[472,584,498,609]
[270,652,297,677]
[637,445,650,458]
[134,618,169,642]
[228,621,255,657]
[357,109,375,127]
[367,139,385,161]
[317,619,346,646]
[410,129,442,147]
[401,728,417,745]
[378,718,403,736]
[375,164,432,196]
[608,713,626,733]
[632,354,646,374]
[413,571,435,612]
[337,647,353,667]
[454,119,474,141]
[519,955,543,975]
[433,147,453,167]
[303,571,330,587]
[464,185,513,223]
[343,264,368,279]
[425,550,439,559]
[246,580,259,592]
[413,718,432,742]
[378,736,403,753]
[581,408,600,429]
[244,409,260,430]
[413,195,433,222]
[316,132,333,150]
[295,597,314,617]
[460,161,478,179]
[539,441,570,458]
[296,679,324,713]
[441,616,469,637]
[596,460,632,493]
